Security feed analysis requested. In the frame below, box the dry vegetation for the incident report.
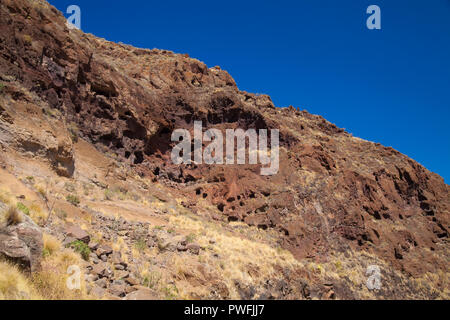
[1,194,91,300]
[0,260,40,300]
[0,233,91,300]
[32,247,90,300]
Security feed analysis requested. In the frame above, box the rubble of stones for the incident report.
[60,211,202,299]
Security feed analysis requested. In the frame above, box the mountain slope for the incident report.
[0,0,448,299]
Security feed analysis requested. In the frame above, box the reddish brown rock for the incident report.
[0,213,43,273]
[0,0,448,300]
[65,225,90,244]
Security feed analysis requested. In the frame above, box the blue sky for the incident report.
[48,0,450,183]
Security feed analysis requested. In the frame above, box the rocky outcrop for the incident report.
[0,210,43,273]
[0,0,448,299]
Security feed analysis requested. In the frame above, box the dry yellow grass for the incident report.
[32,248,91,300]
[168,214,304,299]
[0,189,12,205]
[29,203,48,225]
[1,238,93,300]
[0,261,41,300]
[5,206,23,226]
[43,233,61,256]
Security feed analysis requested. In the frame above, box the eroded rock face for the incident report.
[0,0,448,297]
[0,213,43,273]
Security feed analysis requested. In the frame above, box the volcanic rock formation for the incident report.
[0,0,448,300]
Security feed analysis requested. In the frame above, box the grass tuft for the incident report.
[16,202,30,216]
[68,240,90,261]
[66,194,80,206]
[6,206,23,226]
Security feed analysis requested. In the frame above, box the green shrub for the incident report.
[42,248,51,258]
[163,285,179,300]
[66,194,80,206]
[134,238,147,252]
[16,202,30,216]
[68,240,90,261]
[141,271,161,289]
[185,233,196,244]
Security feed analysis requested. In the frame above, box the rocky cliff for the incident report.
[0,0,448,300]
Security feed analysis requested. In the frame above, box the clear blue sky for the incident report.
[49,0,450,183]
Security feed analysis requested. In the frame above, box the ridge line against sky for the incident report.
[49,0,450,183]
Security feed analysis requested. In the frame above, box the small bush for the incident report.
[0,190,11,205]
[163,285,179,300]
[6,206,22,226]
[16,202,30,216]
[33,248,90,300]
[185,233,196,244]
[23,34,32,45]
[0,261,39,300]
[134,238,147,252]
[0,83,5,94]
[67,122,79,143]
[29,204,47,226]
[104,189,114,201]
[43,233,61,256]
[68,240,90,261]
[66,194,80,206]
[42,248,51,258]
[36,186,47,200]
[141,271,161,289]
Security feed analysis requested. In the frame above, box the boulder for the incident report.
[92,262,112,278]
[186,243,201,255]
[115,270,130,280]
[109,283,127,298]
[96,244,113,257]
[90,286,106,298]
[0,232,31,271]
[65,225,90,244]
[88,242,99,251]
[94,278,108,289]
[156,233,184,252]
[125,276,140,286]
[114,264,126,271]
[0,213,43,273]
